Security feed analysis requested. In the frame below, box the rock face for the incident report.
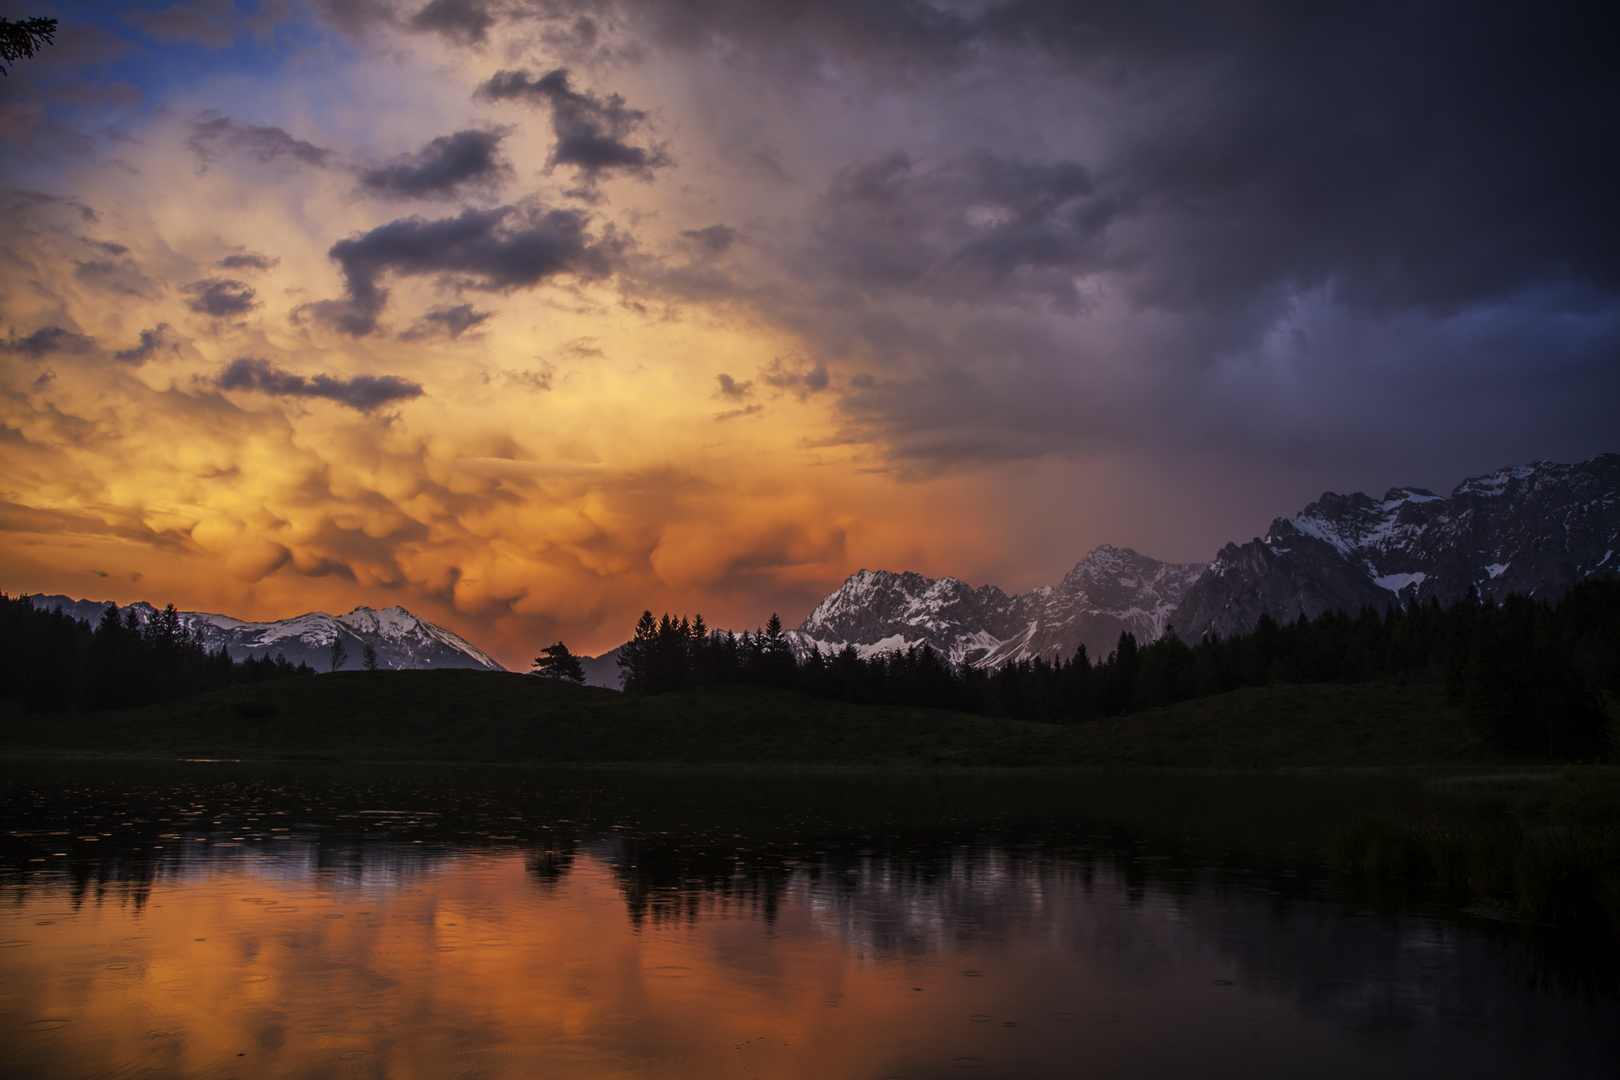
[1169,454,1620,640]
[976,546,1208,666]
[27,596,506,672]
[794,545,1206,667]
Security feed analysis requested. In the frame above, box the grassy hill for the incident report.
[0,670,1516,768]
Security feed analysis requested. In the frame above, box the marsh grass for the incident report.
[1334,771,1620,933]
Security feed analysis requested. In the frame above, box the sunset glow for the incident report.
[3,1,1615,664]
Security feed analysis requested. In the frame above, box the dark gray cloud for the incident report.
[813,150,1101,308]
[409,303,493,338]
[358,129,510,200]
[760,357,829,398]
[477,69,670,184]
[183,278,258,318]
[714,372,752,399]
[113,324,174,365]
[218,252,279,271]
[585,0,1620,492]
[307,204,620,335]
[217,357,425,412]
[681,224,738,254]
[187,113,333,168]
[4,326,94,358]
[409,0,493,43]
[625,0,1619,318]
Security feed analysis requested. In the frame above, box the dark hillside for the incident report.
[0,670,1510,769]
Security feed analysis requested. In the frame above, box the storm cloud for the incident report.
[183,278,258,318]
[621,0,1619,318]
[477,69,670,184]
[308,204,619,335]
[216,357,424,412]
[358,129,510,200]
[113,324,173,365]
[410,303,493,338]
[5,0,1618,666]
[812,150,1103,309]
[408,0,493,44]
[4,326,93,358]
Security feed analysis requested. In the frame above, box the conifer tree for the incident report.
[618,610,658,692]
[533,641,586,683]
[329,634,348,672]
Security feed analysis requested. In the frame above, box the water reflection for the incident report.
[1,762,1615,1078]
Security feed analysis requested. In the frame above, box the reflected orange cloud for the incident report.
[2,855,1141,1079]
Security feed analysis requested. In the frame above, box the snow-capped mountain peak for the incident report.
[1170,453,1620,640]
[795,546,1205,669]
[26,596,505,673]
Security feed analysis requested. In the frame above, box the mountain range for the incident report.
[25,597,504,674]
[785,455,1615,680]
[25,454,1617,688]
[1172,455,1619,640]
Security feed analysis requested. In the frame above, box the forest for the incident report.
[0,595,313,712]
[617,580,1620,758]
[5,581,1616,761]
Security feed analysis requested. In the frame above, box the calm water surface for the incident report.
[1,762,1615,1079]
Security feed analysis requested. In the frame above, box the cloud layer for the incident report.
[0,0,1615,667]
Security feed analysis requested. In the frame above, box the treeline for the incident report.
[618,579,1620,758]
[0,593,314,713]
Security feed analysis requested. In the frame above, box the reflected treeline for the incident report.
[3,760,1614,1012]
[0,761,1499,913]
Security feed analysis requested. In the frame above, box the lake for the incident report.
[1,761,1615,1078]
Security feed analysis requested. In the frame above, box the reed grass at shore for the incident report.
[1333,772,1620,933]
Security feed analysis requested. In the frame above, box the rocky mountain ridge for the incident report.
[27,595,506,673]
[1171,454,1619,640]
[793,545,1206,669]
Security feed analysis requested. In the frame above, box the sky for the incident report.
[1,0,1616,665]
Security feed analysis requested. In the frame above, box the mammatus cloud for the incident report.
[73,258,153,297]
[408,0,493,44]
[187,113,332,168]
[216,357,424,412]
[306,204,620,335]
[4,326,93,358]
[477,69,670,185]
[113,324,174,364]
[184,278,258,318]
[359,128,510,199]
